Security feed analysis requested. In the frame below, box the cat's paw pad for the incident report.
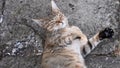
[99,27,114,40]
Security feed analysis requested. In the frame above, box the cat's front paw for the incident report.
[99,27,114,40]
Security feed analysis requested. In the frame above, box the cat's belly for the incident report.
[41,54,85,68]
[41,39,85,68]
[67,39,84,62]
[68,39,81,54]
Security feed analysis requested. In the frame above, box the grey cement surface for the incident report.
[0,0,120,68]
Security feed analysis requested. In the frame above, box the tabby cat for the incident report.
[32,0,114,68]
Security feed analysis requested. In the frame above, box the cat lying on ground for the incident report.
[32,0,114,68]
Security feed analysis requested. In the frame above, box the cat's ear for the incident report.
[32,19,43,27]
[51,0,68,24]
[32,19,49,27]
[51,0,61,14]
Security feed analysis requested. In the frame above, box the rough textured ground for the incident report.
[0,0,120,68]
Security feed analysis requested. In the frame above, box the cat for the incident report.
[32,0,114,68]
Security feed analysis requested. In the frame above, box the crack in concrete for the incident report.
[89,53,116,57]
[0,0,6,23]
[1,0,6,15]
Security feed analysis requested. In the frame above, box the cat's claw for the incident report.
[99,27,114,40]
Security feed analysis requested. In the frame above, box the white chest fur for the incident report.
[67,39,84,61]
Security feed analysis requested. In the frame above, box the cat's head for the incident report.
[32,0,69,32]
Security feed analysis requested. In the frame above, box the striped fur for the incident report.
[32,0,114,68]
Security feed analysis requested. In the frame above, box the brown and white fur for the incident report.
[32,0,114,68]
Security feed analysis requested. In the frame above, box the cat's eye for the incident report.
[75,36,81,40]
